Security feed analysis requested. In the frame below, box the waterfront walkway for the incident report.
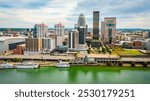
[1,54,150,67]
[120,58,150,62]
[0,54,75,61]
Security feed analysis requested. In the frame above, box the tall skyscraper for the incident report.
[68,30,79,49]
[78,27,86,44]
[55,22,65,36]
[33,23,48,38]
[77,13,86,45]
[102,17,116,44]
[101,21,105,41]
[93,11,100,40]
[78,13,86,27]
[91,11,101,48]
[54,22,65,46]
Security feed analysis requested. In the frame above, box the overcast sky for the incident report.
[0,0,150,28]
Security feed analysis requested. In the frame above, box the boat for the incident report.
[0,62,14,69]
[15,62,39,69]
[55,61,70,68]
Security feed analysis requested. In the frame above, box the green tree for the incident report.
[13,58,22,62]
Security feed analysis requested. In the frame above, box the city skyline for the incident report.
[0,0,150,28]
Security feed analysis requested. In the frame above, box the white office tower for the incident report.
[68,30,79,50]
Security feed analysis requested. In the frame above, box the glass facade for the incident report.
[9,42,25,50]
[78,27,86,44]
[93,11,99,40]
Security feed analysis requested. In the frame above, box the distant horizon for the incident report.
[0,27,150,29]
[0,27,150,30]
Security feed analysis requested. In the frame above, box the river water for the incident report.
[0,66,150,84]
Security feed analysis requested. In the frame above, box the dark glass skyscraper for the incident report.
[78,27,86,44]
[77,13,86,45]
[93,11,99,40]
[91,11,101,48]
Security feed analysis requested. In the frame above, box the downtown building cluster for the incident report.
[1,10,150,68]
[68,11,117,51]
[2,11,150,56]
[0,11,117,55]
[25,22,65,54]
[25,23,55,54]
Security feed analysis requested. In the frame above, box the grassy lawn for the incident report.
[88,46,143,56]
[112,47,143,55]
[119,49,143,55]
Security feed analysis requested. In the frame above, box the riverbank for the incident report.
[1,62,150,69]
[1,54,150,68]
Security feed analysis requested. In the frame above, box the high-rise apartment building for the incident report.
[55,22,65,36]
[102,17,116,44]
[68,30,79,50]
[33,23,48,38]
[55,22,65,46]
[25,23,56,55]
[93,11,100,40]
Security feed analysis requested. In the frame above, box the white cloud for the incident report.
[0,0,150,28]
[0,0,84,28]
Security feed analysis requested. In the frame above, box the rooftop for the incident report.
[105,17,116,19]
[0,36,26,41]
[80,54,119,58]
[35,23,48,27]
[18,44,26,47]
[55,22,63,27]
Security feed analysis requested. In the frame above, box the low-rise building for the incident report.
[133,40,142,49]
[13,44,25,55]
[0,36,25,53]
[142,39,150,51]
[80,54,119,64]
[24,38,55,55]
[122,41,134,49]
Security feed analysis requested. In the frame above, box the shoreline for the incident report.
[1,65,150,70]
[1,61,150,69]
